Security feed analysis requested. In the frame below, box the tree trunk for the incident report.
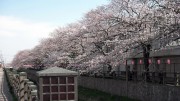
[142,44,151,82]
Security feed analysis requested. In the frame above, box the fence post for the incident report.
[28,85,37,101]
[24,79,29,101]
[8,73,13,86]
[15,74,20,97]
[12,74,16,93]
[19,72,27,101]
[26,81,34,101]
[31,90,38,101]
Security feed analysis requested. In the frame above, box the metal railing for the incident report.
[81,71,180,86]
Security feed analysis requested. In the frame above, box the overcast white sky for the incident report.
[0,0,109,63]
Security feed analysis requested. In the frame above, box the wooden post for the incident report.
[177,72,179,86]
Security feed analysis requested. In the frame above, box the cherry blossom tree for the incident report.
[11,50,32,68]
[11,0,179,79]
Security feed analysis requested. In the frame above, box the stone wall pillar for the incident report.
[31,90,38,101]
[8,73,13,86]
[28,85,37,101]
[4,69,38,101]
[15,74,20,97]
[19,72,27,101]
[24,79,29,101]
[26,81,33,101]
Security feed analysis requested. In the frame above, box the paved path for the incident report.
[0,68,13,101]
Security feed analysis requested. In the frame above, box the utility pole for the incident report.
[0,51,5,68]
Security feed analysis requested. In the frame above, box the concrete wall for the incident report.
[79,76,180,101]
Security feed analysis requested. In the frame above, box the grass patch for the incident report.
[78,86,140,101]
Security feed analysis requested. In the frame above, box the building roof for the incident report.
[37,67,78,76]
[129,46,180,58]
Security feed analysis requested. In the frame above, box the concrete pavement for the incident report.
[0,68,13,101]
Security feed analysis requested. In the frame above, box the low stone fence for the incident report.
[5,69,38,101]
[79,76,180,101]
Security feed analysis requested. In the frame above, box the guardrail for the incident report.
[4,68,38,101]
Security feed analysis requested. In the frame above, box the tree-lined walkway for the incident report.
[0,68,13,101]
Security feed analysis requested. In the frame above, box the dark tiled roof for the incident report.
[37,67,78,76]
